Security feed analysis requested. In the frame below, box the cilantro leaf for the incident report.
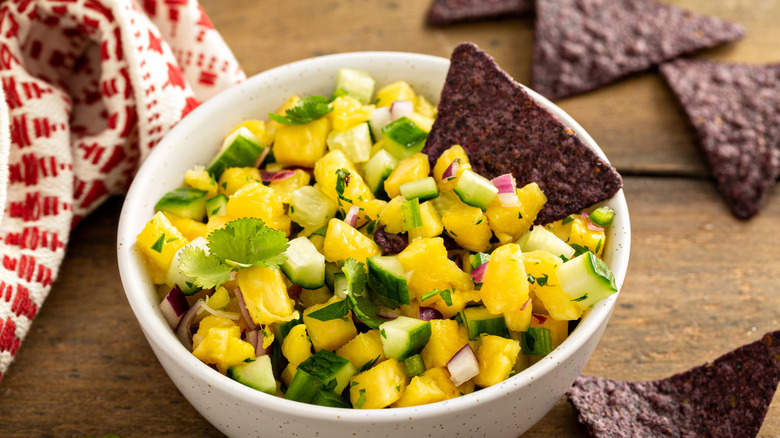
[307,299,350,322]
[268,95,333,125]
[208,218,289,269]
[335,168,353,204]
[342,259,385,329]
[178,246,233,289]
[420,288,453,306]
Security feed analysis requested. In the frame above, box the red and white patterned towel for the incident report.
[0,0,244,380]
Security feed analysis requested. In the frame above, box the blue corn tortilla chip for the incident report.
[424,42,622,225]
[426,0,533,26]
[659,58,780,220]
[567,330,780,438]
[532,0,745,101]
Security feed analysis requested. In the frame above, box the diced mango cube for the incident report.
[568,215,606,258]
[136,211,188,273]
[383,153,430,199]
[185,166,219,198]
[378,196,406,235]
[274,117,331,168]
[269,169,311,203]
[472,334,520,388]
[485,182,547,244]
[218,167,261,197]
[375,81,417,108]
[441,201,492,253]
[302,297,358,352]
[523,250,582,321]
[192,315,255,374]
[530,314,568,349]
[224,182,290,234]
[281,324,312,366]
[391,375,447,407]
[327,95,373,131]
[421,319,469,369]
[229,119,274,148]
[432,145,472,191]
[480,243,529,314]
[323,218,381,264]
[161,211,208,242]
[237,266,296,325]
[349,358,408,409]
[408,201,444,240]
[420,367,475,399]
[336,329,386,370]
[313,149,375,215]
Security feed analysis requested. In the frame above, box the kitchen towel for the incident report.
[0,0,244,379]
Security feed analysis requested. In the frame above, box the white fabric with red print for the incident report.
[0,0,244,379]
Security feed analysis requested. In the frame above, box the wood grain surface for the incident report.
[1,0,779,437]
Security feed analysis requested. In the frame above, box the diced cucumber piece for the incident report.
[154,187,209,221]
[402,197,422,231]
[399,177,439,201]
[367,256,410,306]
[381,116,427,160]
[271,310,303,341]
[326,122,372,164]
[167,237,209,295]
[517,225,575,260]
[379,316,431,360]
[459,306,509,340]
[363,149,398,199]
[205,194,228,218]
[285,350,357,405]
[227,355,276,395]
[335,68,375,105]
[206,126,265,179]
[520,327,553,356]
[589,206,615,227]
[281,236,326,289]
[453,169,498,211]
[289,186,338,233]
[556,251,617,310]
[403,353,426,378]
[332,273,348,298]
[324,261,342,291]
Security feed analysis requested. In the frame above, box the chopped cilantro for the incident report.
[420,288,453,306]
[358,355,380,373]
[571,294,588,302]
[268,95,333,125]
[527,274,549,287]
[355,388,367,409]
[335,168,354,203]
[306,258,384,328]
[178,218,289,289]
[569,243,590,257]
[150,234,165,253]
[561,215,574,225]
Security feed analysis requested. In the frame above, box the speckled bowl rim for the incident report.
[117,51,630,425]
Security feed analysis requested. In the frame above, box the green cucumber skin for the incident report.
[280,236,326,289]
[363,149,397,199]
[520,327,553,356]
[399,177,439,201]
[227,355,276,395]
[154,187,209,221]
[381,117,427,160]
[403,353,426,378]
[452,169,497,212]
[380,316,432,361]
[367,256,410,306]
[207,127,265,179]
[556,251,617,310]
[460,306,509,340]
[205,194,228,218]
[517,226,575,260]
[335,68,375,105]
[293,350,356,396]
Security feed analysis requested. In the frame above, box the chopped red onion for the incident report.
[345,205,360,227]
[442,159,460,181]
[491,174,521,207]
[370,106,392,140]
[176,299,205,351]
[234,286,258,330]
[253,146,271,168]
[245,329,267,357]
[471,261,488,284]
[533,314,548,324]
[520,298,531,311]
[159,285,189,329]
[418,306,443,321]
[447,344,480,387]
[260,170,296,182]
[390,100,414,121]
[582,212,604,232]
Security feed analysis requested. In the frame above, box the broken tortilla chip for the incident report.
[659,58,780,220]
[426,0,533,26]
[531,0,746,101]
[424,42,622,225]
[567,330,780,438]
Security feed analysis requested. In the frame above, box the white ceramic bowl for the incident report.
[117,51,630,438]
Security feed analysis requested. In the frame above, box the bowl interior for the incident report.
[117,51,630,424]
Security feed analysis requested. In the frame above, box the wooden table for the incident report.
[2,0,779,436]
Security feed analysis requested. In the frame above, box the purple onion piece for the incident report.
[447,344,480,387]
[390,100,414,121]
[234,286,258,330]
[160,285,189,329]
[176,299,205,351]
[418,306,443,321]
[471,262,488,284]
[260,170,296,182]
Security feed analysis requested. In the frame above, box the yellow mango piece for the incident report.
[421,319,469,369]
[218,167,261,197]
[504,301,533,332]
[397,238,472,311]
[184,166,218,197]
[378,196,406,235]
[349,358,408,409]
[408,201,444,240]
[322,218,381,264]
[545,217,573,243]
[421,367,475,399]
[281,362,298,388]
[336,329,386,370]
[281,324,312,365]
[568,215,606,258]
[269,169,311,203]
[414,94,437,119]
[206,286,231,309]
[229,119,274,148]
[265,95,300,140]
[523,250,582,321]
[192,316,255,374]
[303,297,358,352]
[375,81,417,108]
[313,149,375,215]
[327,95,373,131]
[136,211,188,273]
[391,375,447,408]
[383,153,430,199]
[224,182,290,234]
[237,266,296,325]
[405,112,434,132]
[161,211,208,242]
[273,117,331,168]
[432,145,472,191]
[480,243,529,314]
[485,182,547,245]
[472,335,520,388]
[298,286,333,308]
[441,201,492,253]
